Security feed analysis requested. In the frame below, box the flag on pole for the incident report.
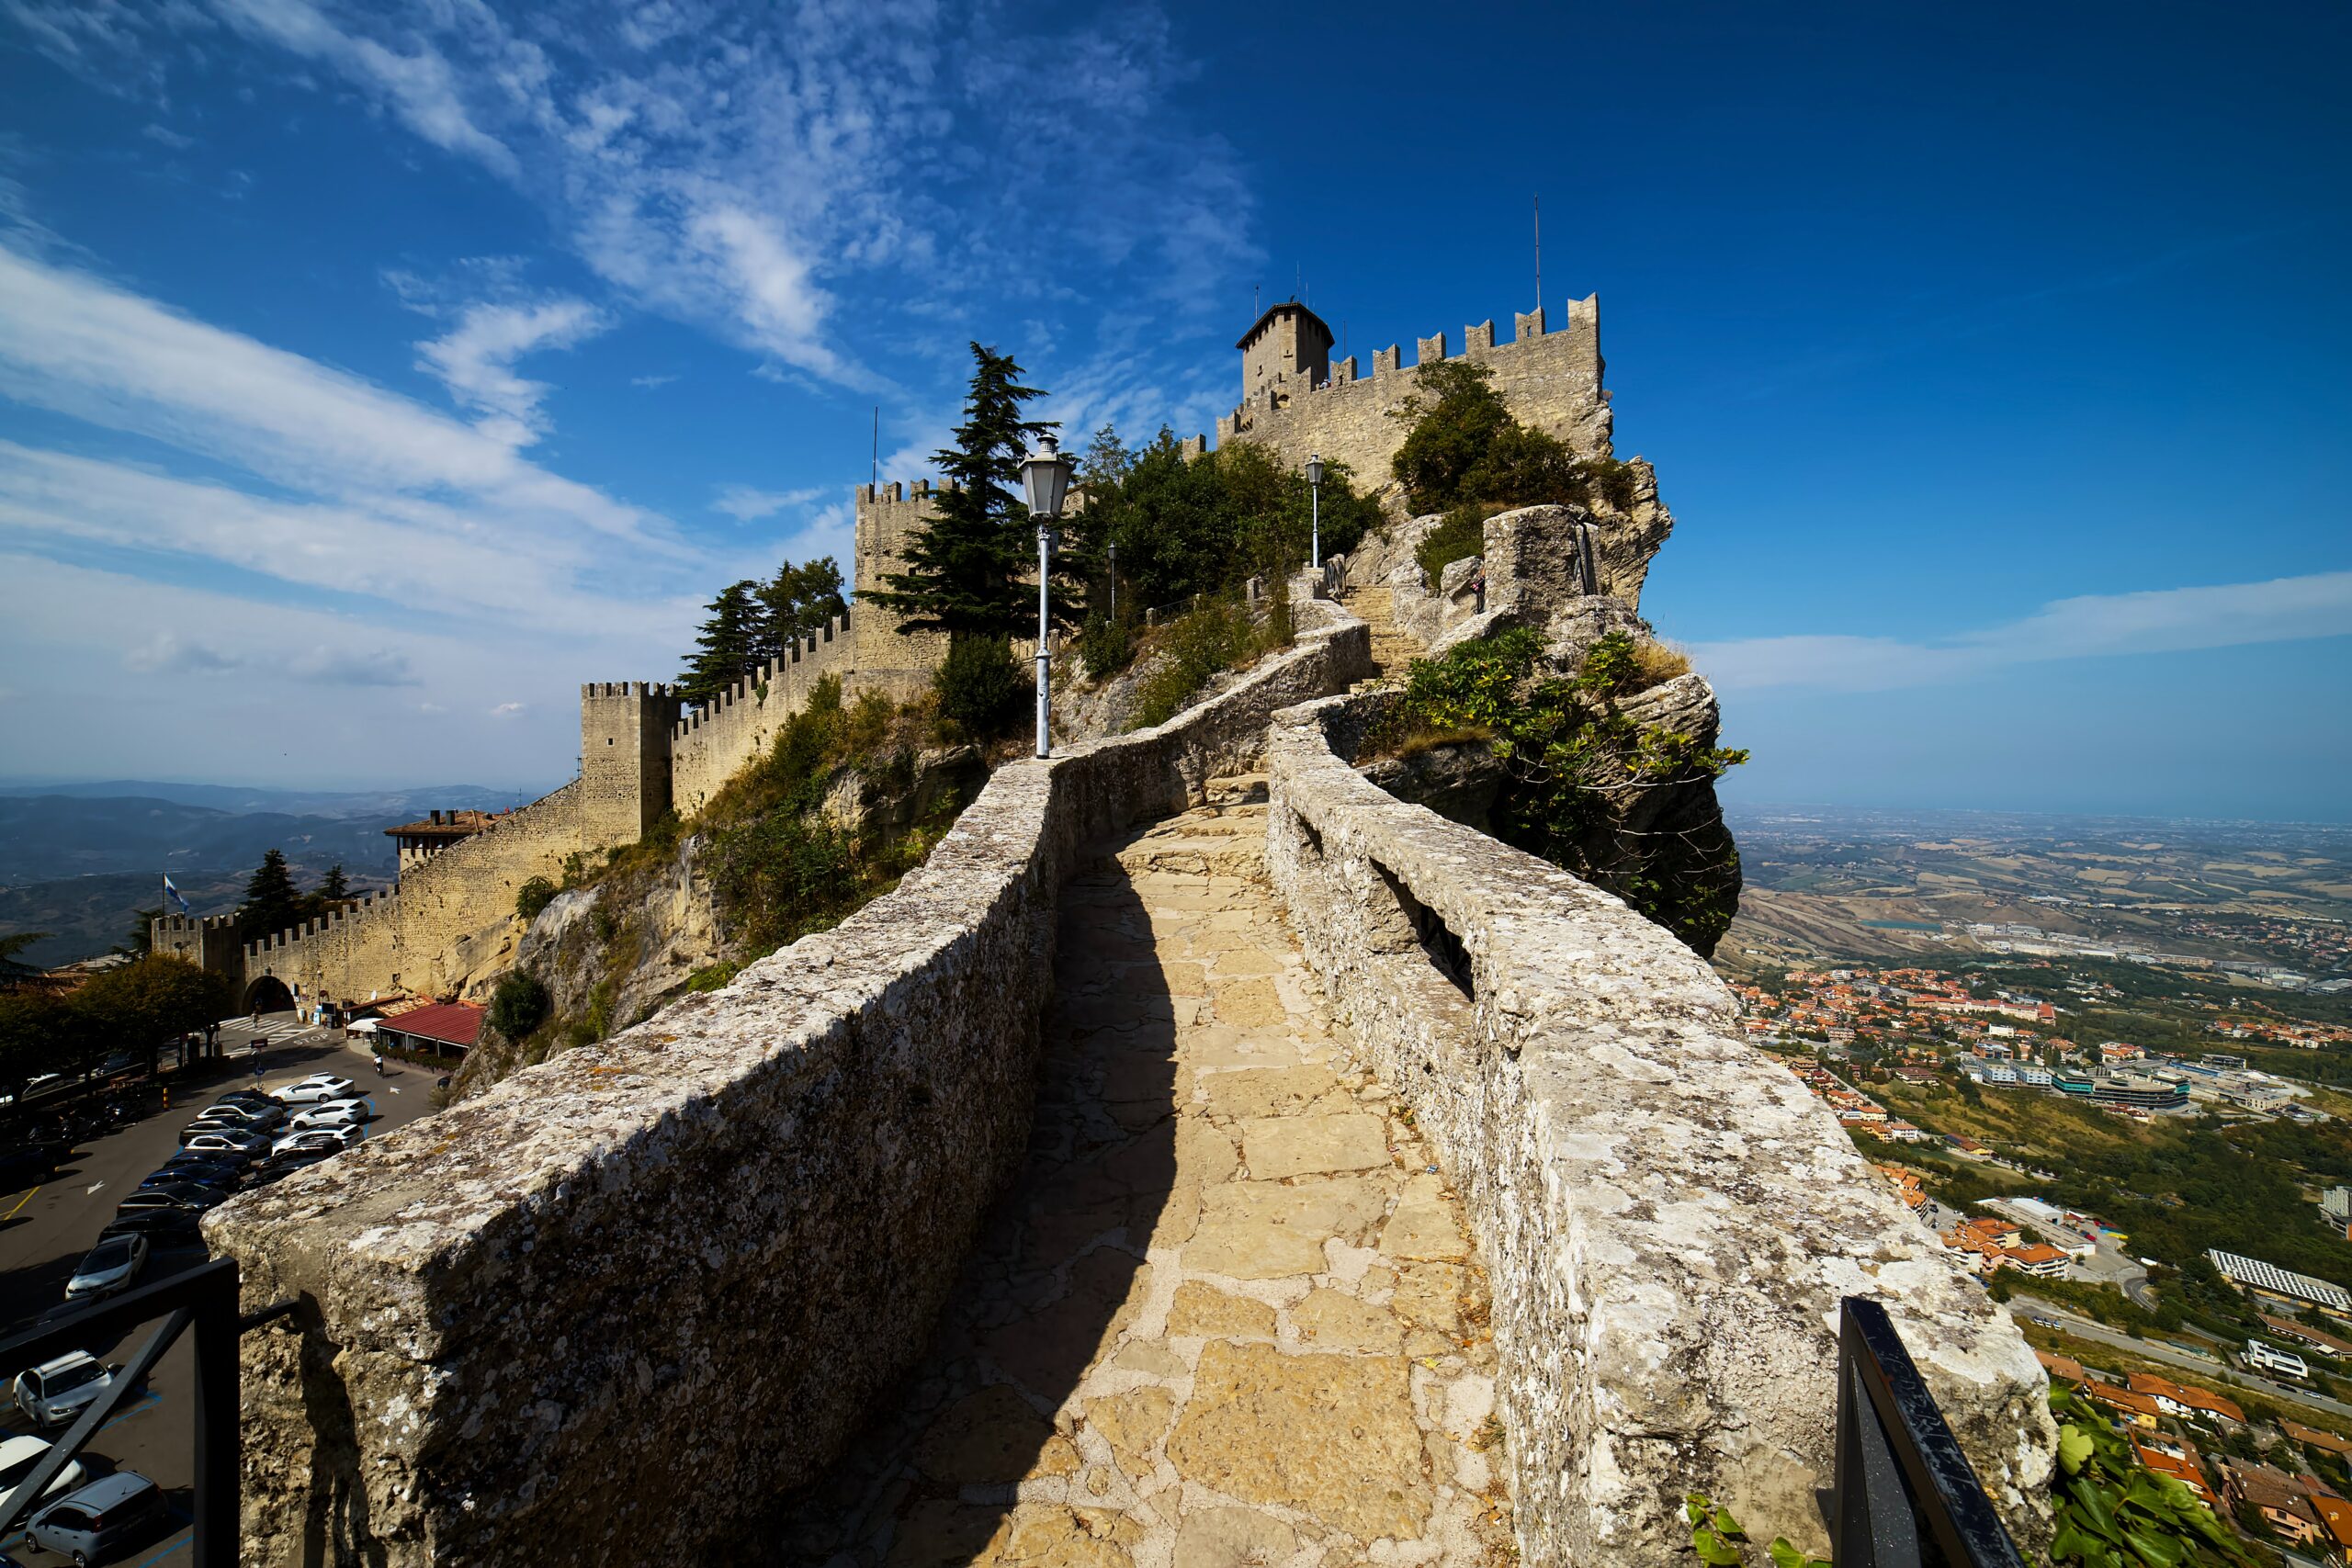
[163,874,191,916]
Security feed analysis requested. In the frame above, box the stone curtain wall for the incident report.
[232,780,591,1006]
[669,610,864,818]
[1262,694,2056,1565]
[1213,299,1612,482]
[207,601,1372,1567]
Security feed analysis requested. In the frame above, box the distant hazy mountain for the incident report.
[0,778,546,819]
[0,781,551,966]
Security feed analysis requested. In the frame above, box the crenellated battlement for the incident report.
[1209,295,1611,484]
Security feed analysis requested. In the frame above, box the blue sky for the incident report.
[0,2,2345,818]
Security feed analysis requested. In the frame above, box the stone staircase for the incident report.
[1337,583,1428,683]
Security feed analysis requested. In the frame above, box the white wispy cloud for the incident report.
[710,484,822,523]
[1691,571,2352,693]
[208,0,521,177]
[43,0,1260,428]
[0,243,672,549]
[414,296,608,446]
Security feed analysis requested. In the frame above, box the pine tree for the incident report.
[752,557,848,665]
[320,864,351,901]
[678,580,763,708]
[116,908,160,957]
[865,344,1080,640]
[238,850,303,941]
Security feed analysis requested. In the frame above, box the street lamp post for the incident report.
[1022,434,1075,760]
[1306,451,1325,572]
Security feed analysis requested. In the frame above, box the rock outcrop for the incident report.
[1344,479,1743,955]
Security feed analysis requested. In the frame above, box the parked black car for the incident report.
[99,1209,205,1247]
[0,1143,69,1190]
[114,1183,225,1217]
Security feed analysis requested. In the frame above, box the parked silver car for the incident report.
[22,1471,165,1563]
[10,1352,115,1428]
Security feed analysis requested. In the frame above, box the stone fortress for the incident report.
[154,291,1621,1016]
[178,288,2054,1567]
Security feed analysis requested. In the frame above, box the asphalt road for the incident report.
[2009,1294,2352,1422]
[0,1014,442,1566]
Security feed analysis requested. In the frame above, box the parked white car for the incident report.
[0,1433,85,1505]
[287,1101,368,1132]
[274,1075,356,1105]
[272,1125,364,1156]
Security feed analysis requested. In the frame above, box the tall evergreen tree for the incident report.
[752,557,848,664]
[320,864,351,902]
[237,850,303,941]
[0,931,50,988]
[117,908,160,957]
[678,580,763,707]
[865,344,1080,640]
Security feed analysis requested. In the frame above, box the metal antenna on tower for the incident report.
[1533,195,1543,316]
[870,407,879,488]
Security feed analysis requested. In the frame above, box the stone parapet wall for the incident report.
[1215,298,1611,483]
[206,604,1373,1565]
[1261,693,2054,1565]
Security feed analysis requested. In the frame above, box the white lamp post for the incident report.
[1022,433,1075,759]
[1306,451,1325,570]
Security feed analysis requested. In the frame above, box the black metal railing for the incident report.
[0,1258,289,1567]
[1833,1295,2027,1567]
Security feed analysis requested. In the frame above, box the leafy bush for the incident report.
[1075,430,1383,612]
[1416,503,1500,586]
[2049,1384,2256,1564]
[707,811,863,956]
[514,876,558,923]
[1391,358,1646,542]
[485,969,551,1041]
[1077,611,1137,678]
[933,636,1031,737]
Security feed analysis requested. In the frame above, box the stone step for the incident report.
[1206,773,1269,805]
[1107,834,1267,877]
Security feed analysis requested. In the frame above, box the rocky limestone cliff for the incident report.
[1347,489,1744,955]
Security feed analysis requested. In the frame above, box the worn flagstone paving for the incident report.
[775,789,1513,1567]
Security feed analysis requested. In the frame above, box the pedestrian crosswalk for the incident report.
[233,1021,317,1044]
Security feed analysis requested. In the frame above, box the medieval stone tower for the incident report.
[1239,301,1334,401]
[578,682,681,845]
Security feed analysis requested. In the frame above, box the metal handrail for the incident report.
[1833,1295,2027,1567]
[0,1258,265,1566]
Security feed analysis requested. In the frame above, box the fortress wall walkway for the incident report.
[772,796,1512,1566]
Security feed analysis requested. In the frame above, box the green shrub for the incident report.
[932,636,1030,736]
[514,877,558,923]
[485,969,551,1041]
[1078,611,1137,678]
[1386,628,1747,952]
[1416,504,1498,584]
[685,962,741,993]
[708,811,864,956]
[1391,359,1646,551]
[1130,599,1250,729]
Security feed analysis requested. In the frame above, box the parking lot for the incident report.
[0,1014,443,1564]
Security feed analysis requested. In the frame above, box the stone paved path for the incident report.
[777,788,1512,1567]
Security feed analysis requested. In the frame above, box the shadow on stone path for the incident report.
[764,791,1513,1567]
